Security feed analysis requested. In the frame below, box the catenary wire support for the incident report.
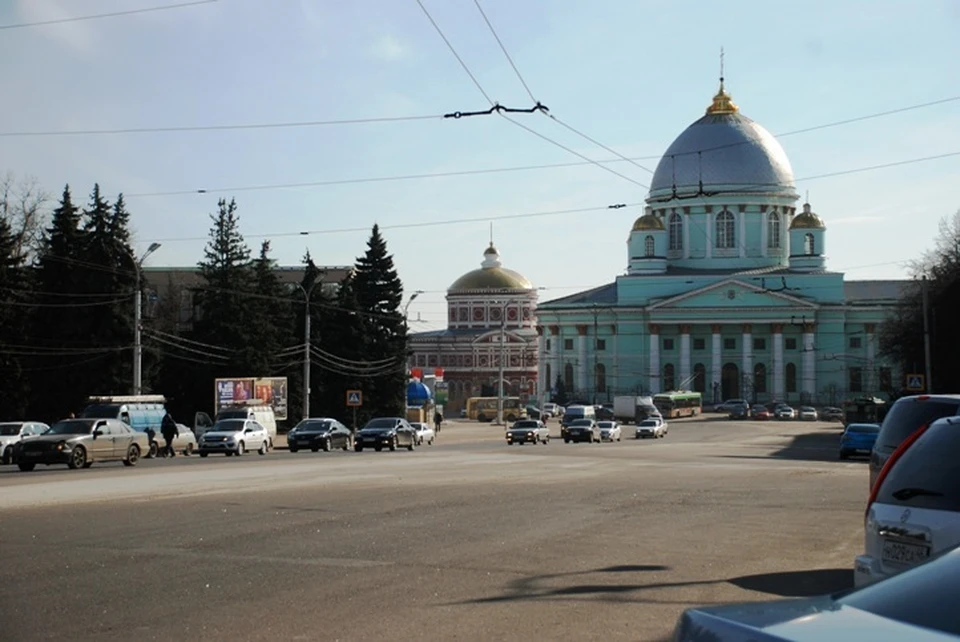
[444,102,549,119]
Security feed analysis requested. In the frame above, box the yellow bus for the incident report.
[465,397,527,422]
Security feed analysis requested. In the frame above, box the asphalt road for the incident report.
[0,417,867,641]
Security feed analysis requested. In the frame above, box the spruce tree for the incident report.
[248,240,294,377]
[0,209,30,418]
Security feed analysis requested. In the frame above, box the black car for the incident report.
[727,403,750,420]
[565,419,600,443]
[595,406,615,421]
[287,418,353,453]
[354,417,417,452]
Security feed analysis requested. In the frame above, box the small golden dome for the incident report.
[790,203,825,229]
[447,244,533,292]
[705,80,739,115]
[632,213,665,231]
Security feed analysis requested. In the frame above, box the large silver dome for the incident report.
[647,88,797,202]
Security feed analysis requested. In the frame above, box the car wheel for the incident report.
[236,442,245,456]
[259,441,268,456]
[148,441,159,458]
[374,445,382,452]
[407,439,415,451]
[123,444,141,466]
[18,462,35,472]
[1,446,10,465]
[389,437,397,452]
[429,438,434,446]
[342,439,351,451]
[199,452,208,457]
[311,445,320,452]
[354,444,363,452]
[563,438,570,443]
[322,438,331,452]
[68,446,86,470]
[839,451,848,460]
[184,443,194,456]
[289,445,299,453]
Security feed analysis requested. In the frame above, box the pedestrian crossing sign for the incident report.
[905,374,925,392]
[346,390,362,407]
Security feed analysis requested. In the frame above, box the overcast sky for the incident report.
[2,0,959,330]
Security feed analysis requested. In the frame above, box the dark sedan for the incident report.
[564,419,600,443]
[16,418,147,471]
[354,417,417,452]
[287,418,353,452]
[727,403,750,420]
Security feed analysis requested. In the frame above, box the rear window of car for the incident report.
[846,423,879,434]
[570,419,592,426]
[874,421,960,512]
[876,398,960,451]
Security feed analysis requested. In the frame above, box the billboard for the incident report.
[215,377,288,420]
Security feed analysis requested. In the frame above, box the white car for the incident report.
[635,417,667,439]
[410,422,435,446]
[198,419,270,457]
[0,421,49,464]
[798,406,818,421]
[774,405,796,420]
[855,415,960,588]
[597,421,621,442]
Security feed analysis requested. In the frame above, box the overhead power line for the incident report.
[416,0,494,106]
[0,0,218,30]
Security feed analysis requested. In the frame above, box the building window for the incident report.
[849,367,863,393]
[564,363,575,390]
[596,339,606,350]
[644,235,655,257]
[663,363,675,391]
[693,337,705,351]
[785,337,797,350]
[715,210,735,249]
[786,363,797,393]
[753,337,766,351]
[669,212,683,251]
[563,338,573,351]
[663,338,675,351]
[753,363,767,394]
[545,363,552,390]
[693,363,706,393]
[849,337,862,349]
[595,363,606,394]
[879,367,892,392]
[804,232,815,255]
[724,337,736,350]
[768,212,781,249]
[546,339,551,351]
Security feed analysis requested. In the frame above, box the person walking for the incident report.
[433,410,443,434]
[160,412,178,458]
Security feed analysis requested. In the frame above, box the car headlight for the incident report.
[56,441,67,451]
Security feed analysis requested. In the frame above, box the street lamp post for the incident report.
[404,290,424,320]
[133,242,162,395]
[296,282,320,420]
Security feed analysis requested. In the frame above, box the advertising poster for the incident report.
[215,377,288,420]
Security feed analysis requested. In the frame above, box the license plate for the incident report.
[363,438,376,443]
[882,539,930,566]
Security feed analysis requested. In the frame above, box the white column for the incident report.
[549,327,561,394]
[705,212,712,259]
[679,325,691,389]
[576,325,587,393]
[865,323,876,394]
[711,325,721,403]
[738,210,746,258]
[611,324,619,396]
[761,209,767,258]
[649,325,661,394]
[741,324,753,396]
[802,324,816,399]
[537,328,546,402]
[683,215,690,260]
[773,324,785,399]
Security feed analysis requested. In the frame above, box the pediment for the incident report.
[472,330,528,344]
[648,279,817,310]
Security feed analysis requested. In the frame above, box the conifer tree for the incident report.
[0,209,30,417]
[247,240,294,376]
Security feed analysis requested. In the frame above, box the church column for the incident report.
[679,324,691,389]
[576,325,588,394]
[865,323,876,394]
[741,324,753,397]
[683,208,690,260]
[649,324,661,394]
[802,322,816,399]
[772,323,785,399]
[549,326,560,393]
[738,207,746,258]
[611,324,619,396]
[711,324,722,403]
[704,210,713,259]
[761,207,768,258]
[536,326,545,402]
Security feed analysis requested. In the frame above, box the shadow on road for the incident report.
[729,568,853,597]
[715,430,847,463]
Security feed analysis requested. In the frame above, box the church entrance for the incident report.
[721,363,740,400]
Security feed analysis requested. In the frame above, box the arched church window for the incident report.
[715,210,735,249]
[767,212,781,249]
[644,235,655,257]
[668,213,683,251]
[804,233,815,255]
[663,363,675,392]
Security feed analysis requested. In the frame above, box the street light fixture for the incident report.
[133,243,162,395]
[404,290,424,320]
[296,282,320,420]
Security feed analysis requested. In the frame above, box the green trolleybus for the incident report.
[652,391,703,418]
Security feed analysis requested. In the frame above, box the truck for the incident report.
[613,395,654,424]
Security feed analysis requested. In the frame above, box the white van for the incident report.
[214,405,277,448]
[561,405,596,427]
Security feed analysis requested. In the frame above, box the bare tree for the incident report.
[0,172,50,263]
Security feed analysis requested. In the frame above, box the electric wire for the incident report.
[0,0,218,30]
[142,331,230,361]
[415,0,494,106]
[472,0,536,103]
[146,327,232,353]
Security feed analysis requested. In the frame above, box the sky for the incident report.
[2,0,959,331]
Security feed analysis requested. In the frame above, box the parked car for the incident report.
[727,403,750,420]
[713,398,747,413]
[750,404,771,420]
[410,422,435,446]
[635,417,668,439]
[820,406,844,421]
[774,404,796,420]
[797,406,819,421]
[869,394,960,489]
[675,543,960,641]
[287,418,353,452]
[524,406,543,420]
[855,415,960,588]
[564,419,600,443]
[197,419,270,457]
[0,421,49,464]
[147,423,197,458]
[15,418,147,471]
[597,420,621,442]
[543,403,563,418]
[506,419,549,445]
[839,422,880,460]
[355,417,417,452]
[595,405,615,421]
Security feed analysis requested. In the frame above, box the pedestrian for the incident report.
[161,412,178,458]
[433,410,443,434]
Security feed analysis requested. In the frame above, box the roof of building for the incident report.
[844,280,912,303]
[632,213,665,231]
[448,243,534,292]
[790,203,826,230]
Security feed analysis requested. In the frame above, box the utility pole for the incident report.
[922,275,933,393]
[133,242,161,395]
[497,302,506,426]
[296,282,320,420]
[592,306,599,404]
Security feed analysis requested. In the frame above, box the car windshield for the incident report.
[0,423,23,436]
[364,419,397,429]
[211,420,246,432]
[296,420,331,432]
[217,409,249,420]
[801,406,815,412]
[639,420,657,426]
[876,398,960,451]
[570,420,593,427]
[46,420,95,435]
[846,423,879,434]
[598,422,615,428]
[512,421,538,429]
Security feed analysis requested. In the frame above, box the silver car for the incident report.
[0,421,49,464]
[15,418,147,471]
[635,417,668,439]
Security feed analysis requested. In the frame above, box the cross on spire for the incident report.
[720,46,725,86]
